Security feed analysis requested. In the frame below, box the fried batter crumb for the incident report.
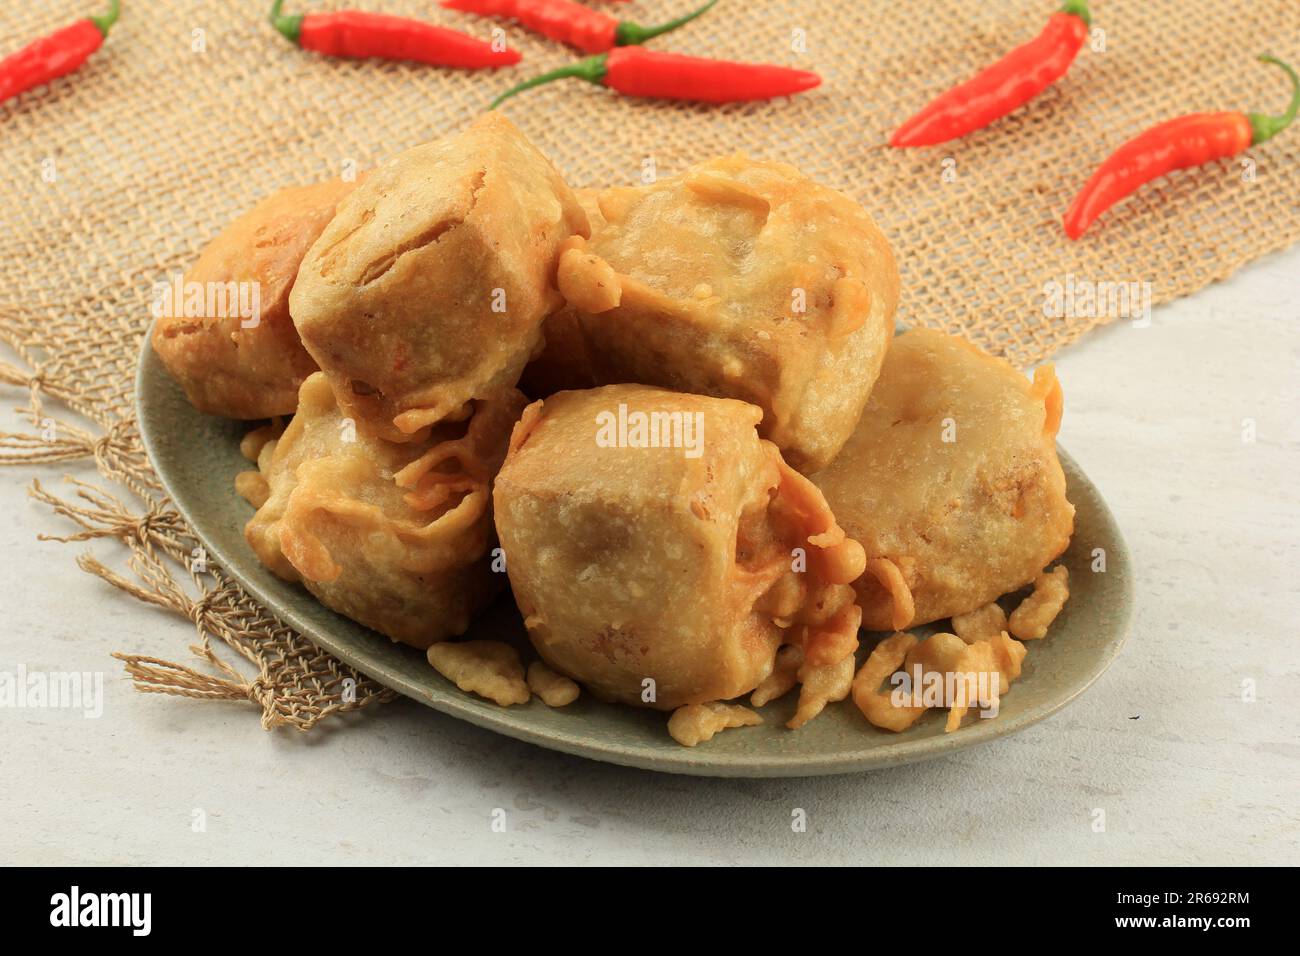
[668,702,762,747]
[527,661,580,708]
[852,632,927,732]
[235,470,270,508]
[789,654,854,729]
[987,631,1028,690]
[944,641,1001,732]
[427,641,531,707]
[750,645,803,707]
[239,420,283,461]
[1008,566,1069,640]
[952,601,1008,643]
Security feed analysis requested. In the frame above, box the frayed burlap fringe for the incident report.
[2,0,1297,731]
[3,334,395,729]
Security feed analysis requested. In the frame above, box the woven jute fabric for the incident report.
[2,0,1297,729]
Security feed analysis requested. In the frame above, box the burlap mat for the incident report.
[2,0,1296,729]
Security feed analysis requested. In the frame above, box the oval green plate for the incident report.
[137,339,1132,777]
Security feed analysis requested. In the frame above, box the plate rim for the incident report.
[135,333,1133,777]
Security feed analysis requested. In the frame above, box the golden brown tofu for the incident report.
[493,384,867,710]
[151,178,356,418]
[548,156,899,470]
[242,372,524,648]
[813,329,1075,630]
[290,113,588,442]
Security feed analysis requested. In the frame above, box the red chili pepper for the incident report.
[269,1,520,69]
[0,1,120,106]
[890,0,1090,148]
[441,0,717,55]
[1063,55,1299,239]
[491,47,820,107]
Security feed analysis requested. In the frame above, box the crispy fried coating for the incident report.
[986,631,1029,689]
[852,630,1022,734]
[526,661,580,708]
[789,653,855,729]
[1009,566,1070,640]
[234,469,270,509]
[813,329,1075,630]
[546,156,899,471]
[952,601,1009,643]
[290,114,588,442]
[852,632,926,732]
[243,372,524,648]
[493,384,866,711]
[750,644,803,707]
[903,632,969,680]
[518,188,604,399]
[428,641,531,707]
[943,641,1001,732]
[899,631,970,727]
[151,179,356,418]
[239,420,285,462]
[667,702,763,747]
[927,633,1027,732]
[863,556,915,631]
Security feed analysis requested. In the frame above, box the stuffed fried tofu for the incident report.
[240,373,525,648]
[493,384,867,711]
[812,329,1075,631]
[151,178,356,419]
[552,156,899,471]
[290,113,588,442]
[517,188,604,398]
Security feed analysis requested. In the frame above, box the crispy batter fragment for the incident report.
[852,632,926,732]
[427,641,531,707]
[952,601,1008,643]
[750,645,803,707]
[239,420,284,462]
[864,557,916,631]
[852,628,1025,735]
[1008,566,1070,640]
[986,631,1028,691]
[788,654,854,729]
[904,632,968,677]
[794,590,862,667]
[667,702,763,747]
[904,633,964,718]
[945,641,1001,732]
[235,470,270,509]
[526,661,580,708]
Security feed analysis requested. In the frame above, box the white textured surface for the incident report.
[4,248,1298,866]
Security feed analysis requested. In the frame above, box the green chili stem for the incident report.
[490,54,608,110]
[1249,55,1300,144]
[615,0,719,47]
[269,0,304,46]
[88,0,121,37]
[1059,0,1091,27]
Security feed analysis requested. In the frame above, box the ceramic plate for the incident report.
[136,339,1132,777]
